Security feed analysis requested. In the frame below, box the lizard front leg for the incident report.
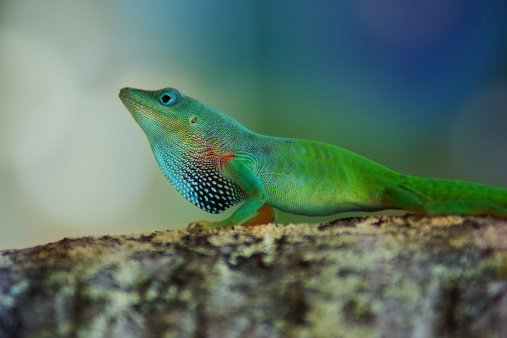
[188,156,275,230]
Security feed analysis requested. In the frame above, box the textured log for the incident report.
[1,215,507,337]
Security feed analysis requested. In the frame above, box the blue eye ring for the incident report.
[159,91,177,106]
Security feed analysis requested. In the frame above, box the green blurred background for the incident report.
[1,0,507,249]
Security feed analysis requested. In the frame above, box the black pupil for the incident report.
[161,94,171,103]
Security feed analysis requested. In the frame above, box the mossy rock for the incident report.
[1,215,507,337]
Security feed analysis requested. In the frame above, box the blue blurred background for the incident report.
[1,0,506,249]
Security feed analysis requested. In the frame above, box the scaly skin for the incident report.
[119,87,507,230]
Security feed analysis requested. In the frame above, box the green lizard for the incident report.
[119,86,507,230]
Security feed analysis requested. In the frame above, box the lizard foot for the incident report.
[187,221,234,231]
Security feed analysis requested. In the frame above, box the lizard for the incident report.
[119,86,507,230]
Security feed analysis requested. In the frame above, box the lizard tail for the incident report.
[385,175,507,217]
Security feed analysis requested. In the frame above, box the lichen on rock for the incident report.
[1,215,507,337]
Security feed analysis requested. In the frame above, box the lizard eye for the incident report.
[159,91,177,106]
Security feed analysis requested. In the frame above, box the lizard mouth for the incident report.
[119,87,143,107]
[119,87,155,121]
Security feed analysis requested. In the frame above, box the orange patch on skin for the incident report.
[192,139,222,167]
[220,154,236,166]
[242,203,276,226]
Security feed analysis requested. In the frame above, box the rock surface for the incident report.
[1,215,507,337]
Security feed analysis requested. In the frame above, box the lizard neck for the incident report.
[149,115,258,214]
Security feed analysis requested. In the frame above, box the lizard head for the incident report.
[119,86,250,213]
[119,87,203,143]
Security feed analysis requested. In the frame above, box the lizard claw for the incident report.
[187,221,214,231]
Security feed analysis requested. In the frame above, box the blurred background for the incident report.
[1,0,506,249]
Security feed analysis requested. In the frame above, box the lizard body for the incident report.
[119,87,507,229]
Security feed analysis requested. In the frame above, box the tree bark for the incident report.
[1,215,507,337]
